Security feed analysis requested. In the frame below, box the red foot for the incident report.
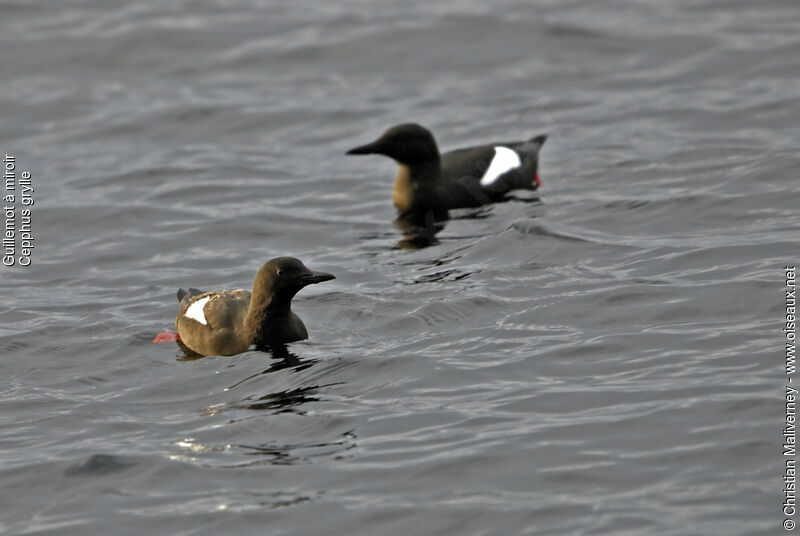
[153,330,181,343]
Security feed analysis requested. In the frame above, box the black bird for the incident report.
[174,257,334,356]
[347,123,546,219]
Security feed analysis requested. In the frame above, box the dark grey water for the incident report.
[1,1,797,534]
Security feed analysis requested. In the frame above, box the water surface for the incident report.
[0,1,796,534]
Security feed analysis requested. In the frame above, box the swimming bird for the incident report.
[174,257,334,356]
[347,123,546,219]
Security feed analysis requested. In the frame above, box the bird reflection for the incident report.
[238,385,320,413]
[176,339,316,373]
[176,339,203,360]
[394,210,446,250]
[225,345,347,416]
[237,430,357,465]
[225,344,317,389]
[393,196,542,250]
[255,343,317,373]
[181,344,356,466]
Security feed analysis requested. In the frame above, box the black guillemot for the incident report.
[347,123,546,220]
[172,257,334,356]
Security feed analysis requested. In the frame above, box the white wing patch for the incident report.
[479,146,521,187]
[185,296,211,325]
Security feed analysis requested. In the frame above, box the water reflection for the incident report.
[180,344,355,467]
[230,345,355,464]
[226,346,348,417]
[176,339,203,361]
[394,210,446,249]
[239,385,320,413]
[226,345,318,391]
[237,431,357,465]
[176,340,316,372]
[393,196,542,249]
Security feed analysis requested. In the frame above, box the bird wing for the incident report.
[178,290,250,331]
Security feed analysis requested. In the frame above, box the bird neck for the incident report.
[244,292,292,342]
[407,154,441,180]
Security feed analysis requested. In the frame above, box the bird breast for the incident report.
[392,164,415,212]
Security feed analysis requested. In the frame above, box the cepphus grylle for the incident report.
[172,257,334,356]
[347,123,546,219]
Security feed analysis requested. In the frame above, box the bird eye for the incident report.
[276,269,285,276]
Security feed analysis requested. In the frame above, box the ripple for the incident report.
[0,0,791,534]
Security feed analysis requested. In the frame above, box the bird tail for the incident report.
[177,287,204,302]
[524,135,547,190]
[528,134,547,149]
